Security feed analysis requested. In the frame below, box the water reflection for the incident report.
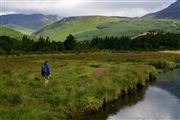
[107,87,180,120]
[156,69,180,98]
[72,87,148,120]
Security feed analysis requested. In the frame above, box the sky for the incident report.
[0,0,177,17]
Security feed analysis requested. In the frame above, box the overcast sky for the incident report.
[0,0,177,17]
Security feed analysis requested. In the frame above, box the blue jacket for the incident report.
[41,63,50,76]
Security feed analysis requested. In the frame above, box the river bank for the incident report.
[74,67,180,120]
[0,52,179,120]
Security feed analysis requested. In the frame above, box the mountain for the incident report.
[0,26,24,40]
[0,14,61,34]
[34,16,120,41]
[143,0,180,19]
[33,16,180,41]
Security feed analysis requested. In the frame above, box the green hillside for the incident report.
[0,26,24,40]
[34,16,180,41]
[34,16,120,41]
[76,19,180,41]
[5,24,35,35]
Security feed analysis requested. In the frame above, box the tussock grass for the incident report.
[1,52,179,119]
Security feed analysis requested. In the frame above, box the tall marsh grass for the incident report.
[0,52,178,119]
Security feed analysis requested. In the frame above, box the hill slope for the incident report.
[0,26,24,40]
[34,16,180,41]
[76,19,180,41]
[0,14,61,34]
[34,16,120,41]
[143,0,180,19]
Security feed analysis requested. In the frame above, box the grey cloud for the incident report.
[1,0,177,17]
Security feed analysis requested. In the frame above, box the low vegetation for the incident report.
[148,59,176,70]
[0,52,179,120]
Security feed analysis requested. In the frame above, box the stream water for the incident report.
[74,68,180,120]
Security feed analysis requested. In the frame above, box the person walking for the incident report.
[41,61,51,85]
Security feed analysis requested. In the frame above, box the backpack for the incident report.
[42,65,48,73]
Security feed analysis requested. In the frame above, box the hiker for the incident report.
[41,61,51,85]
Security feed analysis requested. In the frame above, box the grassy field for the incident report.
[0,26,24,40]
[0,52,179,120]
[34,17,180,41]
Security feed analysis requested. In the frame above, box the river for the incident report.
[74,68,180,120]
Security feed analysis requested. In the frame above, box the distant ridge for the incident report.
[0,13,61,34]
[143,0,180,19]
